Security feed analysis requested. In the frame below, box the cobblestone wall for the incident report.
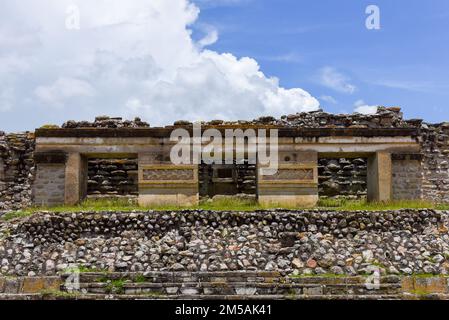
[421,123,449,203]
[87,159,138,198]
[318,158,367,198]
[0,132,35,211]
[1,210,448,276]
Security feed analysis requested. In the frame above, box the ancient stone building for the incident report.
[1,107,449,209]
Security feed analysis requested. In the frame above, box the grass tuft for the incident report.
[2,198,449,222]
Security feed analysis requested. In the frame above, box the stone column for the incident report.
[64,153,86,205]
[367,152,392,202]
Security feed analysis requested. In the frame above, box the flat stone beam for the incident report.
[367,152,392,202]
[35,127,419,138]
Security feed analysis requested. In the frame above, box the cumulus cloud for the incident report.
[0,0,319,130]
[35,77,95,107]
[319,67,356,94]
[320,95,337,104]
[354,100,378,114]
[196,25,219,48]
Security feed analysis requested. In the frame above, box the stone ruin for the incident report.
[1,106,449,210]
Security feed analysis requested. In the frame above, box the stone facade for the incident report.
[420,123,449,203]
[1,209,448,276]
[0,132,35,211]
[3,109,449,209]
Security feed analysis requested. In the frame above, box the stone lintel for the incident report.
[35,127,419,138]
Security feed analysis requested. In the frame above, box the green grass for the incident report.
[1,210,35,221]
[134,274,147,283]
[410,274,449,278]
[40,289,80,298]
[105,279,126,294]
[317,198,449,211]
[2,198,449,222]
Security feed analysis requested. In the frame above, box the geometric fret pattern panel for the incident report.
[262,168,314,181]
[142,169,194,181]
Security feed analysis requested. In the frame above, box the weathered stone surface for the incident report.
[87,158,138,198]
[62,116,149,129]
[1,209,448,277]
[0,132,35,211]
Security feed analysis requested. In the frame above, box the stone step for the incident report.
[65,271,287,283]
[66,272,400,285]
[61,281,401,296]
[0,293,416,300]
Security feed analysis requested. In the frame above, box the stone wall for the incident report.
[318,158,367,198]
[420,123,449,203]
[0,132,35,211]
[1,209,448,276]
[33,164,65,207]
[87,159,138,198]
[392,156,423,200]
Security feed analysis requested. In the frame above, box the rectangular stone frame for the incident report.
[258,159,319,208]
[138,163,199,207]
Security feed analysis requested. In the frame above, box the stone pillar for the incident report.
[64,153,87,205]
[367,152,392,202]
[138,153,199,207]
[257,151,319,208]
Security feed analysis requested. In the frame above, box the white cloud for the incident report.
[35,77,95,107]
[354,100,378,114]
[0,0,319,129]
[320,95,337,104]
[194,0,250,7]
[261,52,303,63]
[197,25,219,48]
[319,67,356,94]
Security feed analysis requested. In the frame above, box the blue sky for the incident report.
[1,0,449,132]
[193,0,449,121]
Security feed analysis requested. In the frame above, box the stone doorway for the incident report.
[86,157,138,200]
[199,161,257,200]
